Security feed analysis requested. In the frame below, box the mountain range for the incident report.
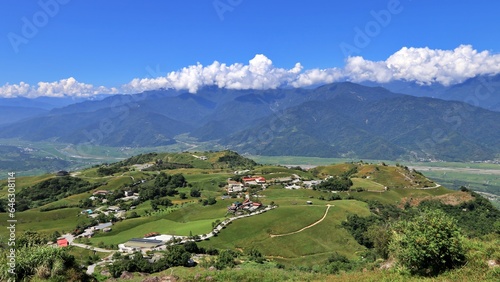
[362,74,500,112]
[1,79,500,161]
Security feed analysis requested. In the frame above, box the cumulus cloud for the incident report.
[343,45,500,85]
[2,45,500,98]
[0,77,118,98]
[123,54,303,93]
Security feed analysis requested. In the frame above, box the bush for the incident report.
[389,209,466,276]
[190,188,201,198]
[328,194,342,201]
[215,249,239,269]
[246,247,264,263]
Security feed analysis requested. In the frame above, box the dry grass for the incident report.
[399,191,474,208]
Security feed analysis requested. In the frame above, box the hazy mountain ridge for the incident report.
[1,82,500,161]
[363,74,500,112]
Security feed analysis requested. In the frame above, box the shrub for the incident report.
[389,209,466,276]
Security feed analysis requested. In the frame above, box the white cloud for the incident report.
[122,54,303,93]
[0,77,118,98]
[336,45,500,86]
[2,45,500,98]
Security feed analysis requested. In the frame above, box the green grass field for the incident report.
[0,208,83,238]
[351,177,386,191]
[198,200,370,265]
[66,246,109,265]
[89,217,222,246]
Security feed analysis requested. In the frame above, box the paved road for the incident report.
[62,233,115,253]
[87,253,114,275]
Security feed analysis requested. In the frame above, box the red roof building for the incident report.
[92,190,110,196]
[242,177,266,184]
[57,238,69,247]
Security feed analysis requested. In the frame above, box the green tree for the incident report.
[215,249,238,269]
[0,246,91,281]
[207,196,217,205]
[190,188,201,197]
[17,231,47,247]
[79,198,93,208]
[246,247,264,263]
[365,224,391,259]
[317,176,353,191]
[165,245,191,267]
[184,241,199,253]
[150,199,159,211]
[389,209,466,276]
[50,231,62,243]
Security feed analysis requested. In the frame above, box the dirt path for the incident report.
[270,205,332,238]
[415,183,441,189]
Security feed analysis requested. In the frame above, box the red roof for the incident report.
[57,238,69,247]
[242,177,266,183]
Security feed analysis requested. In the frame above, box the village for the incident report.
[53,166,330,257]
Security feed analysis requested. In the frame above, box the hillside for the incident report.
[225,89,500,161]
[1,151,498,281]
[2,83,500,161]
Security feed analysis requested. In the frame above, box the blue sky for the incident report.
[1,0,500,97]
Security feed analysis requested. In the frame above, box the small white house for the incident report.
[227,180,245,193]
[285,184,302,190]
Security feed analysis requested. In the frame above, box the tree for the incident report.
[317,176,352,191]
[17,231,47,247]
[183,241,199,253]
[389,209,466,276]
[128,211,139,218]
[165,245,191,267]
[0,246,92,281]
[207,197,217,205]
[328,194,342,201]
[190,188,201,198]
[50,231,62,243]
[79,198,93,208]
[246,247,264,263]
[150,200,159,211]
[341,214,380,248]
[215,249,238,269]
[365,224,391,259]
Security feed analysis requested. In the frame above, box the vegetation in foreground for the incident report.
[0,151,499,281]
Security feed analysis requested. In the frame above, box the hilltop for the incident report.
[0,151,498,281]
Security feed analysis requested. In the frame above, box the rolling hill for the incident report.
[0,151,498,281]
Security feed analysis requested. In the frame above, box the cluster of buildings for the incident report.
[271,174,323,190]
[226,173,325,193]
[226,176,267,193]
[227,198,263,213]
